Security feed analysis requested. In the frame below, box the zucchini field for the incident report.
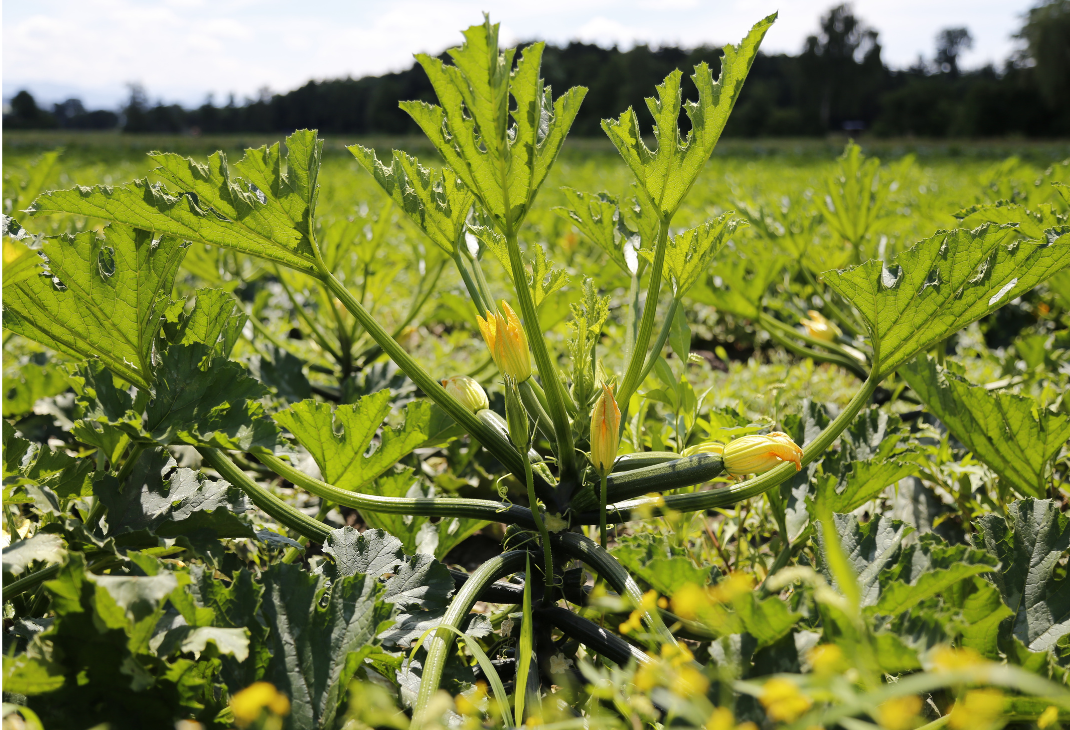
[3,15,1070,730]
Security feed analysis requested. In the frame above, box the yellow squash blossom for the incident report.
[723,432,803,476]
[801,310,842,342]
[589,384,621,475]
[441,375,489,412]
[476,301,531,381]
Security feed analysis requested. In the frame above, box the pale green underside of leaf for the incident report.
[902,356,1070,499]
[262,562,392,729]
[975,499,1070,652]
[274,392,431,493]
[28,130,323,274]
[664,213,741,295]
[2,225,186,390]
[601,13,775,218]
[1,534,66,577]
[823,223,1070,379]
[401,19,586,231]
[349,145,473,254]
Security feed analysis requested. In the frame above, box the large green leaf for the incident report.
[349,147,473,255]
[321,527,455,649]
[3,555,221,728]
[610,534,717,596]
[823,223,1070,379]
[2,225,186,390]
[28,130,323,274]
[162,288,246,359]
[95,448,254,541]
[402,17,586,232]
[1,534,66,578]
[974,499,1070,652]
[601,14,774,219]
[261,562,392,730]
[872,535,998,617]
[901,356,1070,498]
[815,513,912,607]
[274,392,430,492]
[141,344,281,451]
[662,214,741,296]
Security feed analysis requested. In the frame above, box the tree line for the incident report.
[5,2,1070,138]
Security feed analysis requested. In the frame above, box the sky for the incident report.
[3,0,1037,109]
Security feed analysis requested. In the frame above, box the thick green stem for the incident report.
[623,272,640,367]
[618,218,671,408]
[519,379,556,451]
[316,268,531,485]
[198,448,331,543]
[523,457,554,604]
[636,296,682,386]
[502,231,578,497]
[453,248,492,314]
[760,313,869,377]
[763,322,870,381]
[411,551,528,728]
[551,531,678,649]
[582,374,880,523]
[253,450,538,529]
[599,473,608,550]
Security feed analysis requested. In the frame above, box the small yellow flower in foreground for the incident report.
[675,666,710,697]
[441,375,489,412]
[948,689,1004,730]
[670,582,709,620]
[455,681,487,716]
[476,301,531,381]
[759,678,812,723]
[932,645,986,672]
[706,707,735,730]
[723,432,803,476]
[878,695,922,730]
[801,310,842,342]
[589,384,621,475]
[809,643,847,675]
[1038,705,1060,729]
[231,682,290,727]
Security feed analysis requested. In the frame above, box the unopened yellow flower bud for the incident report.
[723,432,803,476]
[441,375,489,413]
[801,310,842,342]
[589,384,621,475]
[477,301,531,381]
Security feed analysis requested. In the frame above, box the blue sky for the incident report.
[4,0,1037,109]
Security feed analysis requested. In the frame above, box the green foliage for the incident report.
[402,17,585,234]
[4,13,1070,730]
[824,223,1070,378]
[902,355,1070,498]
[602,14,775,219]
[975,499,1070,652]
[3,224,186,389]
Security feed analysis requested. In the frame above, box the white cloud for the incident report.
[2,0,1037,108]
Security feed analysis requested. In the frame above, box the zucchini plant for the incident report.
[4,13,1070,730]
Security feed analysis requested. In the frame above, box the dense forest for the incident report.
[6,2,1070,138]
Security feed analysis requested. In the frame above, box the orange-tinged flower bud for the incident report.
[476,301,531,381]
[801,310,842,342]
[441,375,489,413]
[723,432,803,476]
[590,384,621,475]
